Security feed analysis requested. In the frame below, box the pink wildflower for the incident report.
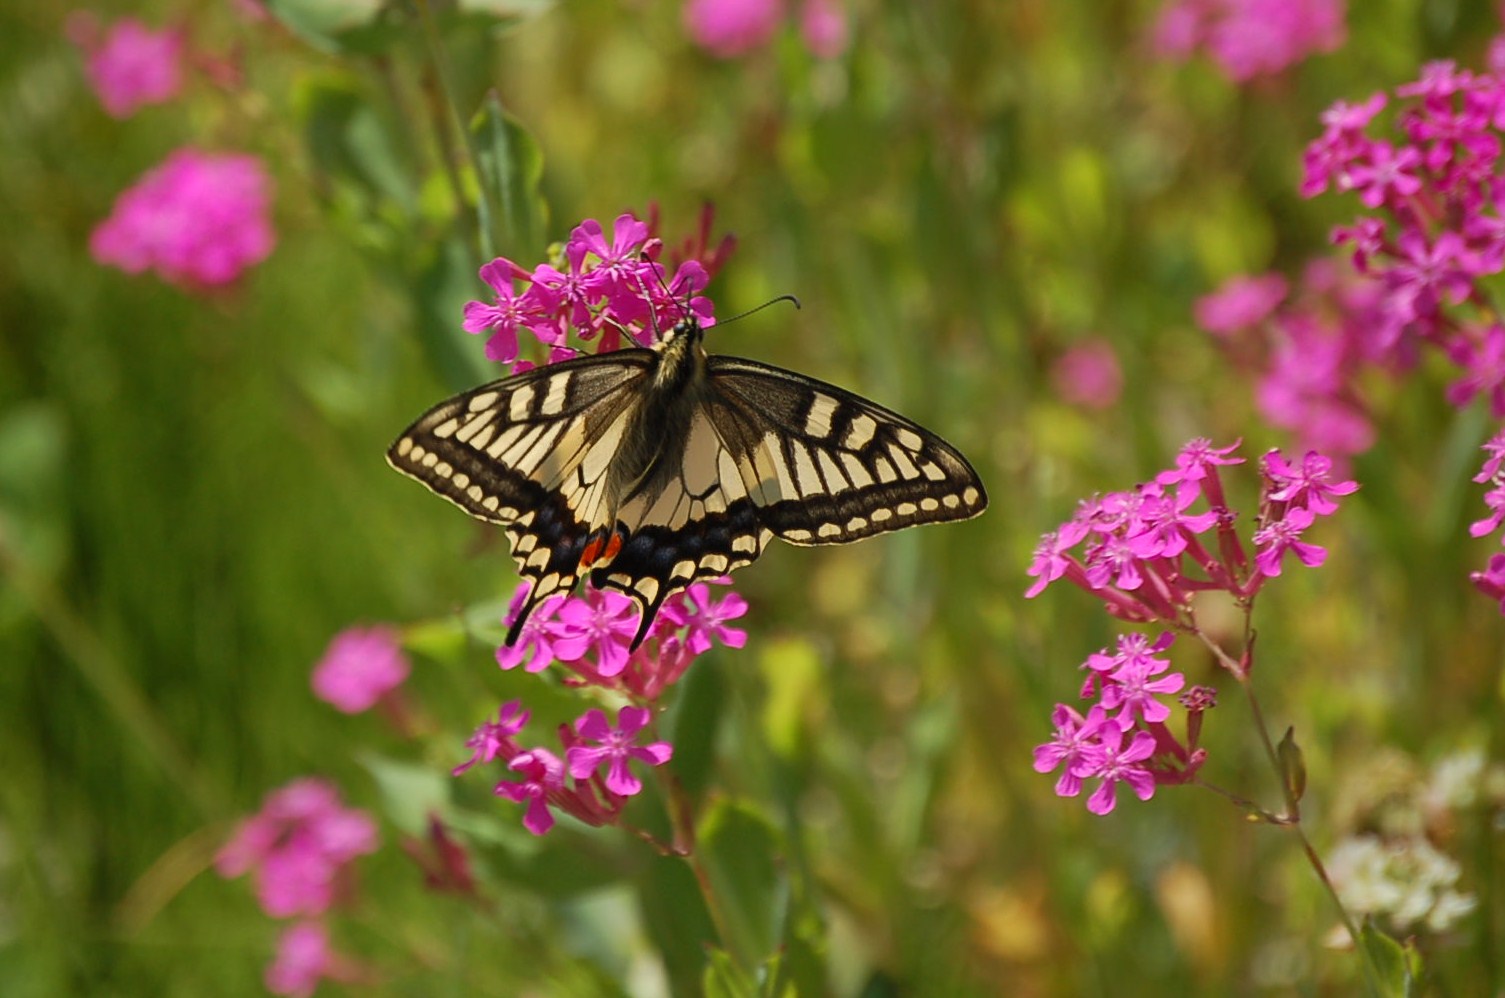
[70,15,184,118]
[90,148,275,289]
[495,749,566,835]
[265,922,363,997]
[310,625,409,714]
[216,779,377,919]
[1195,274,1289,336]
[683,0,784,57]
[1081,725,1159,815]
[565,707,674,796]
[1051,339,1123,409]
[453,701,530,776]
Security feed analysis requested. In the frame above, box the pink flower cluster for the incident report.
[1303,61,1505,420]
[453,701,674,835]
[310,625,410,714]
[457,580,746,834]
[1196,261,1390,462]
[90,148,276,289]
[1027,440,1356,814]
[1150,0,1345,83]
[1033,634,1219,815]
[1026,439,1356,617]
[463,212,721,366]
[69,14,184,118]
[682,0,848,60]
[500,580,747,694]
[216,779,376,995]
[1469,430,1505,613]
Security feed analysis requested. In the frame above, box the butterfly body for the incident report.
[389,316,988,648]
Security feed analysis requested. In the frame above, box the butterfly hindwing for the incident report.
[704,357,988,543]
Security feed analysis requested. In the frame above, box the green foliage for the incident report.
[3,0,1504,995]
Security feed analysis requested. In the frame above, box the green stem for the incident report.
[0,524,221,818]
[413,0,488,265]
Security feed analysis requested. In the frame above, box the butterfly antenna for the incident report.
[716,294,801,327]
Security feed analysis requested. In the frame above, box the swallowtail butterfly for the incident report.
[389,315,988,648]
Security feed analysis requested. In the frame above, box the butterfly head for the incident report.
[656,313,705,354]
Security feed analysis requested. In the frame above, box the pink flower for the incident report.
[683,0,784,57]
[1469,553,1505,612]
[1080,725,1159,815]
[799,0,848,59]
[216,779,377,919]
[1194,273,1288,336]
[70,15,184,119]
[1051,339,1123,409]
[90,148,275,289]
[1252,506,1327,577]
[565,707,674,796]
[462,258,539,364]
[677,581,748,654]
[310,626,409,714]
[453,701,530,776]
[1024,521,1090,598]
[264,922,358,998]
[1150,0,1345,83]
[496,583,566,673]
[551,588,641,678]
[1033,704,1106,799]
[495,749,566,835]
[1446,324,1505,416]
[1260,449,1359,515]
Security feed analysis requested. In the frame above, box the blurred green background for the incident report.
[2,0,1503,994]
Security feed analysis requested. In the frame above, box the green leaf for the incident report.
[700,800,784,970]
[1358,920,1418,998]
[639,854,716,992]
[1277,726,1307,806]
[664,654,726,800]
[264,0,393,54]
[469,91,548,261]
[298,78,416,213]
[414,235,493,391]
[704,947,760,998]
[358,752,452,835]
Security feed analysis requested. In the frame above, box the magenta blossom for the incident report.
[1081,725,1159,815]
[683,0,784,57]
[551,588,641,678]
[70,15,184,118]
[90,148,275,289]
[496,583,566,673]
[1033,704,1108,799]
[1470,553,1505,611]
[453,701,530,776]
[1195,274,1289,336]
[677,581,749,654]
[1252,506,1326,577]
[1051,339,1123,409]
[1150,0,1345,83]
[495,749,566,835]
[265,922,363,998]
[565,707,674,796]
[215,779,378,919]
[310,625,409,714]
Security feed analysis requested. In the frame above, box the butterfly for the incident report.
[388,313,988,649]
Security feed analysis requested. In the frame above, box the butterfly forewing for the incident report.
[388,351,655,630]
[390,319,989,649]
[705,358,988,543]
